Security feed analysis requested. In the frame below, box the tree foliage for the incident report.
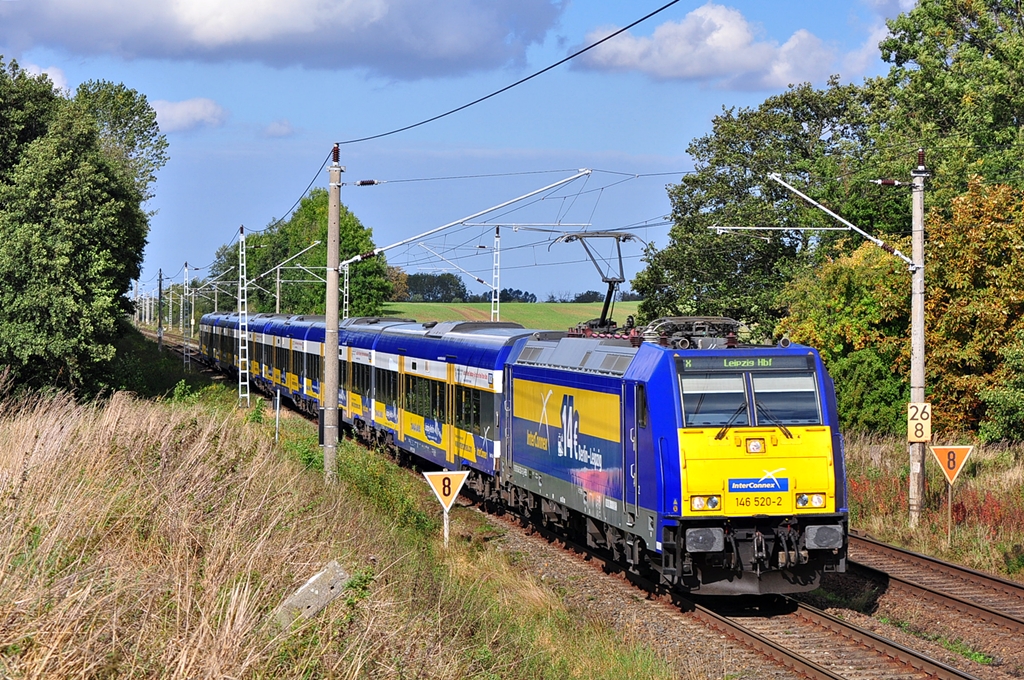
[209,188,390,317]
[979,331,1024,442]
[633,0,1024,437]
[74,81,168,203]
[924,180,1024,429]
[781,179,1024,432]
[387,266,409,302]
[0,61,150,392]
[500,288,537,303]
[874,0,1024,200]
[404,273,470,303]
[633,79,907,338]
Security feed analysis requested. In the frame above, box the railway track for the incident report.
[849,532,1024,626]
[495,514,981,679]
[845,531,1024,674]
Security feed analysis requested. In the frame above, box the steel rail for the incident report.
[503,517,978,680]
[849,560,1024,636]
[787,600,980,680]
[850,532,1024,605]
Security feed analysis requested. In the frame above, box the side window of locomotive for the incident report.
[751,372,821,425]
[636,384,648,429]
[679,373,749,427]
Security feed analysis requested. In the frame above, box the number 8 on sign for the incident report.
[907,402,931,443]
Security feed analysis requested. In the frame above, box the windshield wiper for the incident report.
[714,403,749,440]
[756,402,794,439]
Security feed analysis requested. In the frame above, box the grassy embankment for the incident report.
[842,433,1024,577]
[382,301,642,329]
[0,359,694,678]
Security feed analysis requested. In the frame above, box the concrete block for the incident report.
[274,560,350,629]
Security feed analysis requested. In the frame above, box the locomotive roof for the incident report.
[514,335,639,377]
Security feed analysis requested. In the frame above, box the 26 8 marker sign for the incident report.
[907,402,932,443]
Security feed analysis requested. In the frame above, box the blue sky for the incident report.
[1,0,915,302]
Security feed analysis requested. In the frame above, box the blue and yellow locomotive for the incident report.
[199,313,847,595]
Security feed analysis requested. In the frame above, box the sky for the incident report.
[1,0,917,304]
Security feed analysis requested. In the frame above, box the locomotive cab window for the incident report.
[751,373,821,425]
[636,384,648,429]
[679,374,748,428]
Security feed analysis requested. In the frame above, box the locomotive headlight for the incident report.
[796,493,826,509]
[690,495,721,511]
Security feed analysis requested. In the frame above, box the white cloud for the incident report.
[862,0,917,19]
[0,0,564,79]
[843,22,890,75]
[152,98,228,133]
[22,61,67,90]
[262,119,295,138]
[576,3,834,90]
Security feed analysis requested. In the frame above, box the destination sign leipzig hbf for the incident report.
[677,355,814,372]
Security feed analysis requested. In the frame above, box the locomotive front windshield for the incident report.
[677,356,823,428]
[680,374,749,427]
[751,373,821,425]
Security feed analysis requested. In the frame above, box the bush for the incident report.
[979,334,1024,442]
[829,348,907,434]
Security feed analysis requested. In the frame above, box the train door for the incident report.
[624,381,642,527]
[397,355,405,444]
[503,365,514,477]
[445,361,455,465]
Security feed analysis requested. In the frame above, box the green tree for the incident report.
[0,59,61,182]
[405,273,469,303]
[873,0,1024,200]
[979,331,1024,442]
[74,80,168,202]
[209,188,390,316]
[387,265,409,302]
[632,79,907,337]
[0,97,148,392]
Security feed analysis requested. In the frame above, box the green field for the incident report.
[382,301,642,329]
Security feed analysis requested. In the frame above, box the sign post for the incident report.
[929,445,973,542]
[423,470,470,548]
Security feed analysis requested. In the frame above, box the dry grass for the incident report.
[844,432,1024,579]
[0,389,682,679]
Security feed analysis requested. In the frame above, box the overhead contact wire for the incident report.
[335,0,684,146]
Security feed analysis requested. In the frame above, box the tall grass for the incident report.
[0,388,683,678]
[844,432,1024,578]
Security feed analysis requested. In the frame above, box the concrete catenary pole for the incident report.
[157,269,163,351]
[323,145,344,485]
[909,149,930,527]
